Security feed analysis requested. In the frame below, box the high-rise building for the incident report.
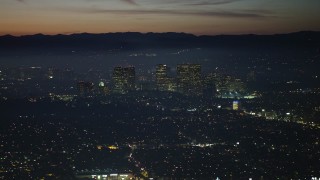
[123,67,135,91]
[112,67,126,94]
[177,64,202,96]
[156,64,169,91]
[213,73,246,98]
[112,66,135,94]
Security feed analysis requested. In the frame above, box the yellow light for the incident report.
[108,145,119,150]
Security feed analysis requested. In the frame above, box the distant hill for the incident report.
[0,31,320,50]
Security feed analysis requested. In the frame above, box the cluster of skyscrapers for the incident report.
[77,64,246,97]
[155,64,203,96]
[154,64,246,97]
[110,64,206,96]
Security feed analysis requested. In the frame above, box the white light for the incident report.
[286,112,290,115]
[99,82,105,87]
[187,108,197,112]
[110,174,118,176]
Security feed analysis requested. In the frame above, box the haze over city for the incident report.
[1,0,320,180]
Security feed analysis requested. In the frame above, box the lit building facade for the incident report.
[112,66,136,94]
[177,64,202,96]
[156,64,170,91]
[123,67,135,91]
[213,73,246,98]
[112,67,126,94]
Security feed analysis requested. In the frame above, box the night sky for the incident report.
[1,0,320,35]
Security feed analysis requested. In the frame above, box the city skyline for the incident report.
[1,33,320,179]
[1,0,320,36]
[1,1,320,178]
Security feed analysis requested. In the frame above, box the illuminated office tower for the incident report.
[112,66,135,94]
[214,73,246,98]
[230,78,245,93]
[177,64,202,96]
[166,78,177,92]
[221,75,232,92]
[156,64,169,91]
[112,67,126,94]
[123,67,136,91]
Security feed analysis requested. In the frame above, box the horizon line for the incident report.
[1,30,319,38]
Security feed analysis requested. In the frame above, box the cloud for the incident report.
[153,0,241,6]
[50,0,275,19]
[184,0,242,6]
[78,8,273,19]
[121,0,138,5]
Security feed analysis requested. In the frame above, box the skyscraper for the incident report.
[112,67,126,94]
[156,64,169,91]
[112,66,135,94]
[123,67,136,91]
[177,64,202,96]
[213,73,246,98]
